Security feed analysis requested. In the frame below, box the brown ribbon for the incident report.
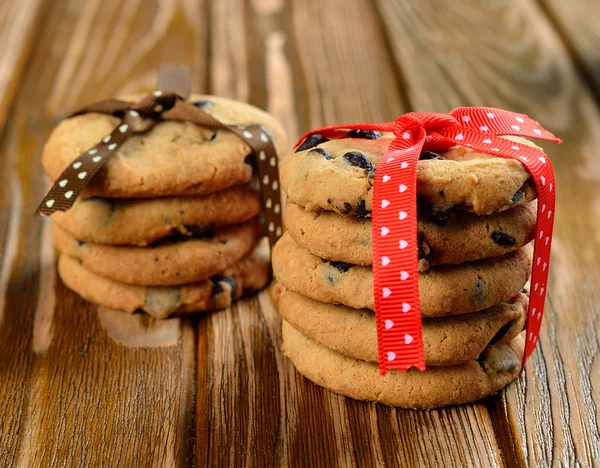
[37,67,283,248]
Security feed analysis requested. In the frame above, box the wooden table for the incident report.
[1,0,599,466]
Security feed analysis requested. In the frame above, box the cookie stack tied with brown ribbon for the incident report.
[43,93,287,319]
[273,131,536,409]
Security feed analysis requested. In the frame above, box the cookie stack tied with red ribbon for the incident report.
[40,90,287,319]
[273,109,560,409]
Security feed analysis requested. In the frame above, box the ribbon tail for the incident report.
[37,111,141,216]
[444,126,558,371]
[164,100,284,249]
[373,131,426,375]
[521,160,556,366]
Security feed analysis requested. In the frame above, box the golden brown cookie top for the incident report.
[43,94,287,198]
[281,132,536,216]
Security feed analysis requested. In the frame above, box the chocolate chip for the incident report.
[182,225,216,237]
[211,275,238,299]
[510,188,524,204]
[491,232,517,247]
[329,261,354,273]
[348,129,381,140]
[343,151,373,172]
[192,99,215,110]
[325,260,354,285]
[438,189,446,198]
[309,148,332,160]
[77,240,85,247]
[244,154,257,169]
[148,228,216,246]
[77,259,83,266]
[296,134,328,152]
[473,275,487,305]
[355,200,371,218]
[418,236,432,271]
[490,320,516,344]
[431,204,452,222]
[420,151,443,160]
[335,202,353,215]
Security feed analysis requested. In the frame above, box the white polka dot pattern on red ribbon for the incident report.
[445,108,557,365]
[294,107,561,374]
[372,131,426,372]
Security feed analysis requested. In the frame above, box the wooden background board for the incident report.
[0,0,598,466]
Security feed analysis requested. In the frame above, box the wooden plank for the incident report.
[195,0,505,465]
[0,0,48,133]
[537,0,600,95]
[376,0,600,465]
[0,0,207,465]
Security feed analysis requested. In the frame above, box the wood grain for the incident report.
[1,0,599,465]
[0,0,205,465]
[0,0,48,133]
[537,0,600,97]
[194,0,507,466]
[376,0,600,465]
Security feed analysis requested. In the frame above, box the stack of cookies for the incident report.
[273,131,536,409]
[43,94,286,319]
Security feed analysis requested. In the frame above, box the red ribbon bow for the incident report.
[295,108,561,375]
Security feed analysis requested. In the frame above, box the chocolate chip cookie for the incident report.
[274,283,526,366]
[58,244,271,318]
[51,186,262,246]
[43,94,287,198]
[282,320,524,409]
[52,219,260,286]
[272,232,532,315]
[281,134,538,216]
[285,200,537,268]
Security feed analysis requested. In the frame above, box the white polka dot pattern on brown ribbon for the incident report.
[226,123,283,248]
[37,90,283,250]
[38,110,142,215]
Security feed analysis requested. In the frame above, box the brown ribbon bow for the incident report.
[37,70,283,248]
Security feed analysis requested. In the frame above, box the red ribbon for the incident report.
[295,108,561,375]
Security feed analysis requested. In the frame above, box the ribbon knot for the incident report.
[392,112,458,141]
[295,107,561,375]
